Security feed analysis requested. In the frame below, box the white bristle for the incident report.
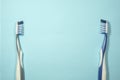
[16,21,24,35]
[106,22,108,33]
[101,21,108,34]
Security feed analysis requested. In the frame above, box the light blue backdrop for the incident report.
[0,0,1,79]
[1,0,120,80]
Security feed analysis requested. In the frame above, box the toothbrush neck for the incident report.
[102,34,107,54]
[16,35,22,52]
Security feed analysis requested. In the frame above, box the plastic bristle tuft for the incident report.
[101,19,106,23]
[18,21,24,25]
[100,19,108,34]
[16,21,24,35]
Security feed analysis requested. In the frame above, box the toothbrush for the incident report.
[16,21,24,80]
[98,19,108,80]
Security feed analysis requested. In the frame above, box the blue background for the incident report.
[1,0,120,80]
[0,0,1,79]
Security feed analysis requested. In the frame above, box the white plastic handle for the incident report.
[102,53,106,80]
[16,51,23,80]
[99,50,106,80]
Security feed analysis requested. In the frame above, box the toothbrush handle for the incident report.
[98,50,106,80]
[16,52,23,80]
[102,54,106,80]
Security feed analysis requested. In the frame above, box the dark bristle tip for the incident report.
[101,19,106,23]
[18,21,24,25]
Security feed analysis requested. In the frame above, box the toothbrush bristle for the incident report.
[16,21,24,35]
[100,19,108,34]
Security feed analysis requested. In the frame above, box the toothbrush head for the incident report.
[100,19,108,34]
[16,21,24,35]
